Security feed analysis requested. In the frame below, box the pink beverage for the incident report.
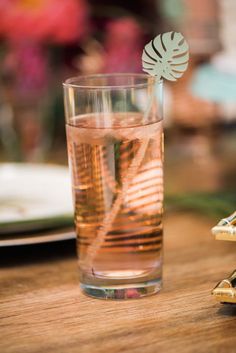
[66,112,163,298]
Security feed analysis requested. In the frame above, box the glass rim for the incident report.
[63,73,162,90]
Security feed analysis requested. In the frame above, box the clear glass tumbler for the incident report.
[63,74,163,299]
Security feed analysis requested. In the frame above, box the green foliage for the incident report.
[166,191,236,220]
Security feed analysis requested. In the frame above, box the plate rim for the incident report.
[0,229,76,247]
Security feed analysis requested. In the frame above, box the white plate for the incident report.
[0,163,74,234]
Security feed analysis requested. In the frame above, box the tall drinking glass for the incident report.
[63,74,163,299]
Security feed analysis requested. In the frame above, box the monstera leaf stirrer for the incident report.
[82,32,189,276]
[142,31,189,81]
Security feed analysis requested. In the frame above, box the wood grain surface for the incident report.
[1,213,236,353]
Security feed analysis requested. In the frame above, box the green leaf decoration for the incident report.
[142,31,189,81]
[165,191,236,220]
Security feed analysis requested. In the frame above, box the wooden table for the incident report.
[1,213,236,353]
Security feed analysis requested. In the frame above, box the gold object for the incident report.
[212,212,236,304]
[212,270,236,304]
[212,211,236,241]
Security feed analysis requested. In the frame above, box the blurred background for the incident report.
[0,0,236,218]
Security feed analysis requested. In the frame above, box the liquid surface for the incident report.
[66,113,163,285]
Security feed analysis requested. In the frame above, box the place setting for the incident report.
[0,163,74,246]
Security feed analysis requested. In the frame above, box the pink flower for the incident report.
[104,17,144,73]
[0,0,88,44]
[4,42,48,98]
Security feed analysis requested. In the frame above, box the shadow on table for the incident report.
[218,304,236,317]
[0,240,76,268]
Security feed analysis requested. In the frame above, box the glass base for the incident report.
[80,279,162,300]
